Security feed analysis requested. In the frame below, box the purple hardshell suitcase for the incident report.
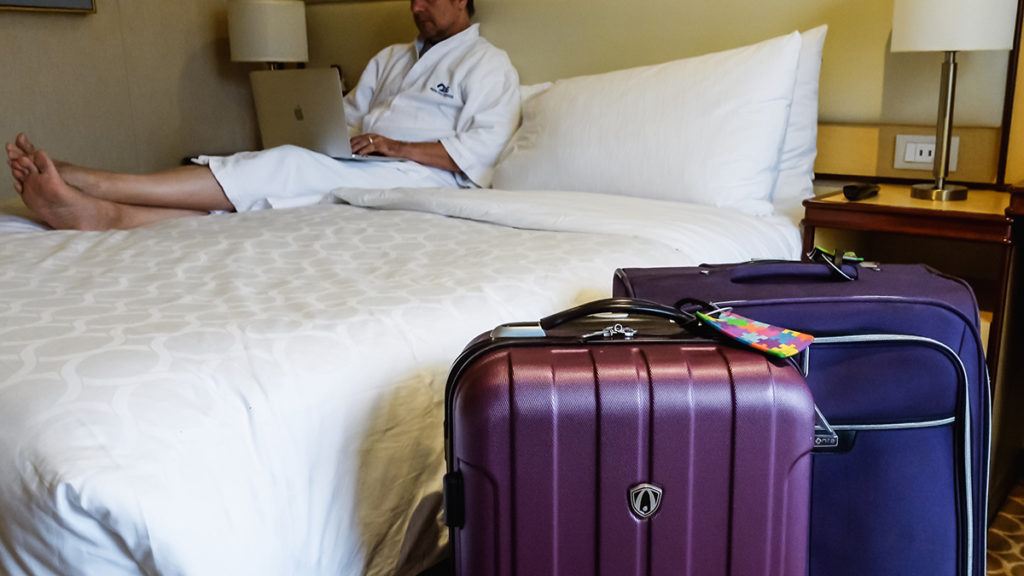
[443,299,817,576]
[612,260,990,576]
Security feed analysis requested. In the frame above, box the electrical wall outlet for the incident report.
[894,134,959,171]
[904,142,935,163]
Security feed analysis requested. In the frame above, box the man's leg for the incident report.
[7,133,233,212]
[15,151,206,230]
[70,164,235,212]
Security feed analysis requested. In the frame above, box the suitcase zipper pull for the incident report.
[813,404,841,451]
[807,246,862,281]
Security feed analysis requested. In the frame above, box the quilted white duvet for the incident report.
[0,188,800,575]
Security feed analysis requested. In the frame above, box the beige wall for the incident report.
[311,0,1010,128]
[1,0,1019,205]
[0,0,258,203]
[309,0,1014,182]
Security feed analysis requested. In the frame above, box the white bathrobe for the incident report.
[204,24,521,211]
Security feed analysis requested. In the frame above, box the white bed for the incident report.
[0,25,823,576]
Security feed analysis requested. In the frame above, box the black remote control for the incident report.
[842,183,879,201]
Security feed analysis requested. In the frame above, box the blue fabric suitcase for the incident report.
[612,260,989,576]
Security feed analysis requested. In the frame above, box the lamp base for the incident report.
[910,182,968,201]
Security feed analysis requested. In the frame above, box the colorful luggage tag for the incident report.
[696,308,814,359]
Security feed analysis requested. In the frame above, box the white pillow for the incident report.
[773,25,828,223]
[492,31,802,215]
[519,82,552,104]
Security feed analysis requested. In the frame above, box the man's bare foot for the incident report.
[13,133,37,157]
[7,133,75,195]
[7,160,25,194]
[16,150,120,231]
[6,133,99,195]
[6,132,43,168]
[6,133,36,163]
[6,133,34,193]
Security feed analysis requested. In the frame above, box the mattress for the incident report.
[0,187,800,575]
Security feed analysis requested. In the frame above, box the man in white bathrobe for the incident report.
[5,0,521,230]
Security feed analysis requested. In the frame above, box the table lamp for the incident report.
[228,0,308,70]
[891,0,1017,201]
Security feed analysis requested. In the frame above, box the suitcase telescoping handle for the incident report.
[539,297,696,332]
[490,297,698,339]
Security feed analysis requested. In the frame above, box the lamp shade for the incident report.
[228,0,308,63]
[892,0,1017,52]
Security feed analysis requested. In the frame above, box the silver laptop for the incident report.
[249,68,399,161]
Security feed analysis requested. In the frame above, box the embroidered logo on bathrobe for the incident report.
[431,83,455,99]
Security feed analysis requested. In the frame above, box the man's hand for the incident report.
[350,134,460,173]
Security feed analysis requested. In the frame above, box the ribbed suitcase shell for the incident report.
[445,334,814,576]
[612,262,989,576]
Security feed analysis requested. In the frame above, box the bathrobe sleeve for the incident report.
[439,49,521,188]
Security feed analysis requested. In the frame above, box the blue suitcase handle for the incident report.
[731,261,858,283]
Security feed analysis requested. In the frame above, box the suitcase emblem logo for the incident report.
[628,483,663,519]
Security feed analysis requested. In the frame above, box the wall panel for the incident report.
[0,0,1017,204]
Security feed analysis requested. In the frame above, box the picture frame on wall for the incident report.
[0,0,94,13]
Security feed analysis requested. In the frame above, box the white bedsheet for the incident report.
[0,188,799,575]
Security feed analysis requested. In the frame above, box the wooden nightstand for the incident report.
[802,182,1018,516]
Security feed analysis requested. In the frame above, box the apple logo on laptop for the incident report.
[293,105,304,121]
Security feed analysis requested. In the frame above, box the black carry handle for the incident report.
[538,297,698,333]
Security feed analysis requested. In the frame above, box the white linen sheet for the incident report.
[0,189,799,575]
